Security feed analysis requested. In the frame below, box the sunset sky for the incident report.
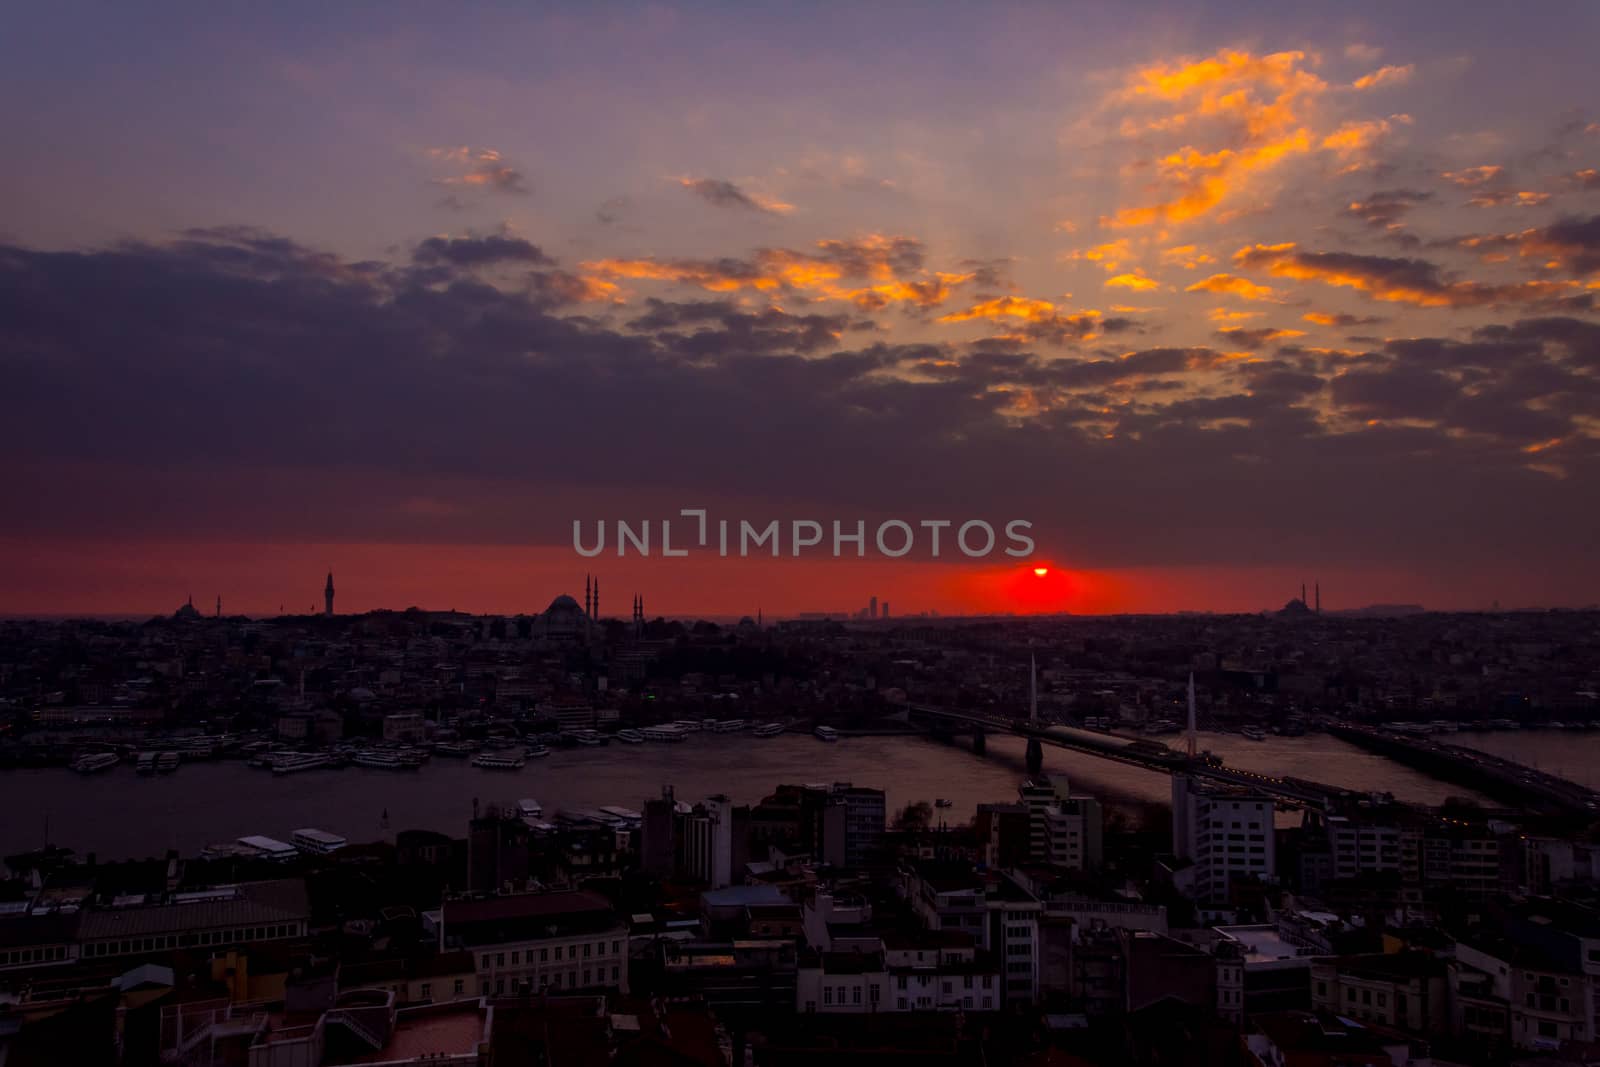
[3,2,1599,617]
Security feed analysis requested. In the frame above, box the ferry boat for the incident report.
[472,750,526,770]
[1240,726,1267,742]
[527,745,551,758]
[702,718,720,730]
[569,730,605,746]
[614,729,645,744]
[272,753,334,775]
[354,750,420,770]
[291,828,346,854]
[157,751,180,773]
[643,724,688,742]
[813,725,839,742]
[71,752,119,774]
[136,752,158,776]
[753,722,786,738]
[433,741,477,757]
[715,719,747,733]
[671,720,703,733]
[517,798,544,819]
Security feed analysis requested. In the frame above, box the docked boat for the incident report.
[157,751,180,773]
[569,730,605,746]
[136,752,158,776]
[517,798,543,819]
[615,729,645,744]
[813,725,839,742]
[272,753,334,775]
[1240,726,1267,742]
[354,750,419,770]
[472,750,526,770]
[715,719,747,733]
[672,720,703,732]
[643,724,688,742]
[753,722,786,738]
[433,741,477,757]
[527,744,551,758]
[71,753,119,774]
[291,828,346,854]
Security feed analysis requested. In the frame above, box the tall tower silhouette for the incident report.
[1315,582,1321,614]
[324,572,335,616]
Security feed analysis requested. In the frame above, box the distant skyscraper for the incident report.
[324,572,335,616]
[869,596,878,619]
[881,602,889,619]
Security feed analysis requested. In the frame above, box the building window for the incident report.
[511,951,519,964]
[420,982,432,999]
[540,948,548,962]
[454,979,465,995]
[824,987,834,1006]
[482,955,491,970]
[853,986,862,1005]
[555,947,563,961]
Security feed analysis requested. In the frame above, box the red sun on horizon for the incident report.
[1033,566,1049,576]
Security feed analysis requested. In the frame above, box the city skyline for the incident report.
[5,2,1600,616]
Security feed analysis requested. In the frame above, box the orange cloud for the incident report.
[1352,64,1414,90]
[1105,49,1327,227]
[1186,273,1280,301]
[583,234,967,309]
[1320,115,1408,171]
[1160,244,1216,269]
[1065,240,1134,271]
[1443,165,1503,187]
[1467,190,1551,208]
[1209,307,1265,322]
[937,297,1106,343]
[1234,241,1588,308]
[1106,272,1160,290]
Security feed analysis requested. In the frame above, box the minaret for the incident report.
[1300,582,1306,606]
[324,572,335,616]
[1315,582,1321,614]
[593,578,599,621]
[1029,652,1038,723]
[215,595,221,618]
[585,574,592,618]
[1186,672,1197,760]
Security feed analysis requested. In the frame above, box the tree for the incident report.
[893,800,934,833]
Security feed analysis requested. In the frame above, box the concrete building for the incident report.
[1018,776,1102,871]
[382,712,426,744]
[684,794,735,889]
[1171,775,1276,904]
[438,889,628,997]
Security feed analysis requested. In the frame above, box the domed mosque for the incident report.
[535,575,599,641]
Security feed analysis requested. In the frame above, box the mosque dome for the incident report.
[547,594,583,614]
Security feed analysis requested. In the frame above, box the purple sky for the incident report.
[2,2,1598,615]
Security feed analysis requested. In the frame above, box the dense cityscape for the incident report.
[2,585,1600,1064]
[6,1,1600,1064]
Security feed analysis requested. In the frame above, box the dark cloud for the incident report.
[678,177,792,215]
[1344,188,1432,228]
[1235,242,1595,310]
[3,229,1599,578]
[1213,326,1307,350]
[412,234,552,268]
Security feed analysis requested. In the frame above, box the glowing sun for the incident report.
[1033,566,1049,577]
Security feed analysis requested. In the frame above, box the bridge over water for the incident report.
[906,704,1349,810]
[906,704,1600,817]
